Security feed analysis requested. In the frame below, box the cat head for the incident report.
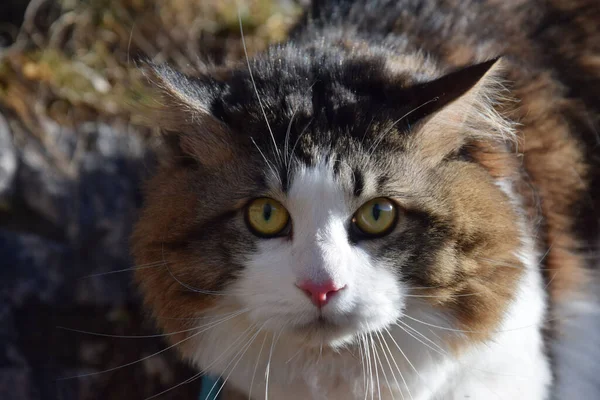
[132,46,525,357]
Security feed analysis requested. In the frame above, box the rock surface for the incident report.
[0,114,17,206]
[0,110,199,399]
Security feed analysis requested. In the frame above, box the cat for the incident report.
[131,0,600,398]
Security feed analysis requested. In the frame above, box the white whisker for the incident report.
[383,327,416,399]
[371,331,391,400]
[162,242,231,296]
[238,6,280,162]
[369,331,382,400]
[360,115,377,145]
[367,97,439,157]
[357,336,368,394]
[251,137,279,183]
[56,310,246,339]
[363,332,375,400]
[374,330,401,400]
[249,329,269,399]
[264,327,283,400]
[284,107,298,166]
[396,320,446,356]
[403,312,556,334]
[402,314,475,333]
[381,328,412,399]
[286,117,313,180]
[145,319,257,400]
[78,260,166,279]
[210,323,266,400]
[59,308,247,380]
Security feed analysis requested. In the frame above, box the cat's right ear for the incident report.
[140,64,235,167]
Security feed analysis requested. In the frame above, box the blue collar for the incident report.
[199,374,224,400]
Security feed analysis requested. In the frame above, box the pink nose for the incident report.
[297,280,345,308]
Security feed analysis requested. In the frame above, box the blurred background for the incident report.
[0,1,302,399]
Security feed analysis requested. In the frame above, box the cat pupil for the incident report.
[263,203,272,221]
[372,204,381,221]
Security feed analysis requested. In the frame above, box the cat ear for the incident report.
[405,58,515,163]
[141,64,235,167]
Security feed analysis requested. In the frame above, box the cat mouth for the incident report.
[288,316,366,348]
[289,314,360,344]
[294,315,343,332]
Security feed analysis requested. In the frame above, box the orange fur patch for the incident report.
[132,167,217,344]
[404,161,524,345]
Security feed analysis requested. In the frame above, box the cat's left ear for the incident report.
[405,58,515,163]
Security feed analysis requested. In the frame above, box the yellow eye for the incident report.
[352,198,398,236]
[246,198,290,237]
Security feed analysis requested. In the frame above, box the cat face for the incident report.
[132,48,525,356]
[234,165,404,347]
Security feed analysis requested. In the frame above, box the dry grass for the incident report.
[0,0,301,131]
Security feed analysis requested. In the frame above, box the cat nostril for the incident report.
[296,280,346,308]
